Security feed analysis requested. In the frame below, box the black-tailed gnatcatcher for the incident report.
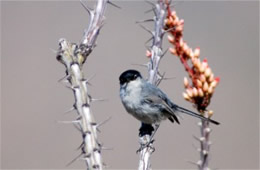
[119,69,220,126]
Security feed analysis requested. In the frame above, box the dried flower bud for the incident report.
[176,25,183,32]
[194,48,200,58]
[190,50,194,58]
[196,79,202,88]
[199,63,206,73]
[210,80,218,88]
[169,47,177,55]
[168,35,174,43]
[200,74,206,83]
[175,16,179,23]
[191,57,197,65]
[208,110,214,117]
[146,50,152,58]
[196,60,201,69]
[179,19,184,25]
[208,85,214,94]
[202,58,208,68]
[192,58,199,68]
[203,82,209,92]
[193,87,198,97]
[186,88,193,98]
[204,67,212,78]
[208,73,214,82]
[183,43,188,52]
[184,77,189,87]
[183,92,190,101]
[198,88,204,97]
[165,18,172,26]
[186,48,192,57]
[179,38,184,47]
[172,19,178,26]
[171,11,176,19]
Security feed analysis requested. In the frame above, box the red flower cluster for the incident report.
[165,7,219,115]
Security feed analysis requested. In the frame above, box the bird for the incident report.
[119,69,220,127]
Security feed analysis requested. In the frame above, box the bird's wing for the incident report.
[141,82,220,125]
[142,91,180,124]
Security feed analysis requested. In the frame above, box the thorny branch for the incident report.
[56,0,109,169]
[164,1,220,170]
[138,1,167,170]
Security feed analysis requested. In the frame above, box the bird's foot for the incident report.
[136,139,155,153]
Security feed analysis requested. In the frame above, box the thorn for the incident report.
[81,78,92,86]
[79,154,91,162]
[85,74,96,83]
[145,36,154,45]
[80,0,93,16]
[162,76,176,80]
[131,63,149,68]
[169,1,184,8]
[91,122,97,126]
[58,74,71,82]
[76,115,82,121]
[187,160,198,166]
[88,96,107,103]
[144,7,156,14]
[161,48,168,58]
[136,18,154,24]
[164,26,176,33]
[90,98,108,103]
[107,0,121,9]
[64,85,78,91]
[50,48,58,54]
[145,44,152,51]
[167,0,173,6]
[139,24,154,35]
[157,71,165,78]
[73,122,83,132]
[156,72,165,86]
[103,162,110,168]
[66,153,83,167]
[192,143,200,152]
[93,147,101,153]
[193,135,200,142]
[57,120,80,124]
[96,127,101,133]
[64,105,76,114]
[76,141,85,151]
[145,0,155,7]
[101,146,114,151]
[96,116,112,129]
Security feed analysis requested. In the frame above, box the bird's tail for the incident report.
[175,105,220,125]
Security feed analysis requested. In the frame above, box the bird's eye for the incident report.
[133,74,138,79]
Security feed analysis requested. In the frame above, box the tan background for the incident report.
[1,0,259,169]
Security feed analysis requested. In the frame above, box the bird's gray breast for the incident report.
[120,80,166,124]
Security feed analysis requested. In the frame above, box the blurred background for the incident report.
[1,0,259,169]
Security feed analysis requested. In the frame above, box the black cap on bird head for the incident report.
[119,70,142,85]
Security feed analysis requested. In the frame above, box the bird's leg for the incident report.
[137,123,160,152]
[150,123,160,141]
[139,123,154,136]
